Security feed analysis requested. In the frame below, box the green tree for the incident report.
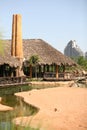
[0,32,4,55]
[77,56,87,70]
[29,55,39,78]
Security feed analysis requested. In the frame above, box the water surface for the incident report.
[0,85,38,130]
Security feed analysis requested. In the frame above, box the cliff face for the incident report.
[64,40,84,57]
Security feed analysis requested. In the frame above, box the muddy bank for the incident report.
[30,80,74,88]
[0,97,13,111]
[14,87,87,130]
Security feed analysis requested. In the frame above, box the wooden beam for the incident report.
[56,65,59,79]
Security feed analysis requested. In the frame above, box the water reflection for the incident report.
[0,86,38,130]
[0,85,32,97]
[0,95,38,121]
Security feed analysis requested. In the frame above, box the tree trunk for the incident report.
[30,65,32,78]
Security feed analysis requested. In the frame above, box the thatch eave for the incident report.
[0,55,20,67]
[23,39,76,66]
[1,39,77,67]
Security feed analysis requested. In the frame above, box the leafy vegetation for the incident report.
[72,56,87,71]
[0,32,4,55]
[0,122,40,130]
[28,55,40,78]
[23,55,40,78]
[29,55,39,65]
[77,56,87,70]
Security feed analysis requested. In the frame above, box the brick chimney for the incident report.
[11,14,23,58]
[11,14,24,77]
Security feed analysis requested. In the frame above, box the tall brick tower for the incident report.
[11,14,24,77]
[11,14,23,58]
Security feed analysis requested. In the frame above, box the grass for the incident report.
[0,121,40,130]
[0,116,40,130]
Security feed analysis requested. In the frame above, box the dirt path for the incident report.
[14,87,87,130]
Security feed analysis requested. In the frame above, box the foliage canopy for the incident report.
[72,56,87,71]
[29,55,39,66]
[0,32,4,55]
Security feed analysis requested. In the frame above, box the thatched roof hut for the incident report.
[0,39,76,66]
[23,39,76,66]
[0,40,20,67]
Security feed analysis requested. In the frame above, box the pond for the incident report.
[0,82,86,130]
[0,85,39,130]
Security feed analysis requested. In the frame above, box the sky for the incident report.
[0,0,87,53]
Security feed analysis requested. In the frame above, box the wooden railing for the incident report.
[43,72,73,80]
[0,76,28,84]
[43,72,56,79]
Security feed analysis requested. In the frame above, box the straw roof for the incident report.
[0,39,76,67]
[0,40,20,67]
[23,39,76,66]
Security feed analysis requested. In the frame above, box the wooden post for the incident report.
[11,71,14,77]
[63,65,65,79]
[47,65,49,72]
[43,65,45,73]
[15,67,19,77]
[56,65,58,79]
[38,65,41,77]
[30,65,32,78]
